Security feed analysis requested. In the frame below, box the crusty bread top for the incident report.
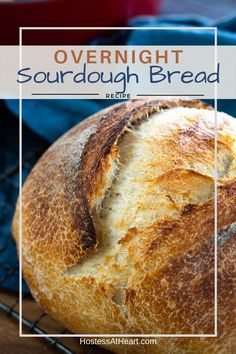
[12,99,236,343]
[13,99,214,267]
[68,104,236,289]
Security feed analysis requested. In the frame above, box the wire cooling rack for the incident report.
[0,102,109,354]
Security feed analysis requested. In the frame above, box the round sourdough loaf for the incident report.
[12,99,236,353]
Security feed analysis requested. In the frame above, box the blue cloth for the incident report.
[1,15,236,293]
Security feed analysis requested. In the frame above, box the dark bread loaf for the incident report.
[12,99,236,353]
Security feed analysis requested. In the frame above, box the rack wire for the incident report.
[0,103,109,354]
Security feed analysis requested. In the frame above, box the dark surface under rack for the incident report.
[0,293,75,354]
[0,101,109,354]
[0,289,109,354]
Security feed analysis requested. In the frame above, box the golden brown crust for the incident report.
[12,98,236,353]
